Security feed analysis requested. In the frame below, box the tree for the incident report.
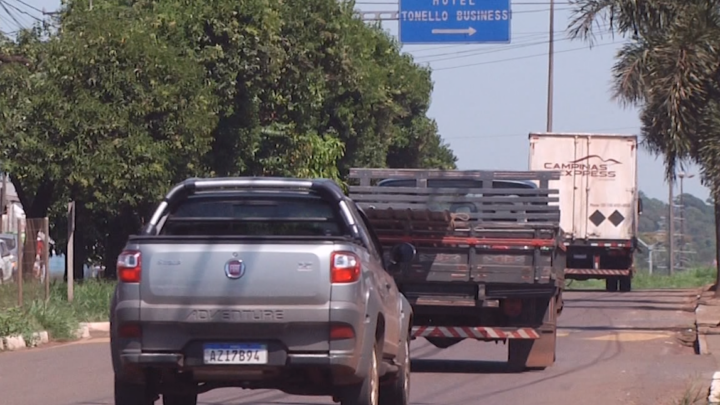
[0,4,218,278]
[2,0,457,279]
[569,0,720,290]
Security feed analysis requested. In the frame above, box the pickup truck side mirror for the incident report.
[391,242,416,264]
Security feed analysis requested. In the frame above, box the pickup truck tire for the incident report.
[605,277,619,292]
[163,393,198,405]
[114,377,155,405]
[379,338,410,405]
[341,343,380,405]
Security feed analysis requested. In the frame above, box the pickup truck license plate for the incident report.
[202,343,268,365]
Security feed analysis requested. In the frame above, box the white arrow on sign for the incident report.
[431,27,477,36]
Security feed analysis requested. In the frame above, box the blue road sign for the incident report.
[399,0,512,45]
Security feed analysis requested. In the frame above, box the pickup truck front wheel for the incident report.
[341,344,380,405]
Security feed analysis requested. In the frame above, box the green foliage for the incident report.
[0,0,456,273]
[637,191,717,267]
[569,0,720,187]
[0,306,38,339]
[569,0,720,287]
[0,279,116,342]
[567,267,715,290]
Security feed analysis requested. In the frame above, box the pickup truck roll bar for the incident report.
[144,177,351,236]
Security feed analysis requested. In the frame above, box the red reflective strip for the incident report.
[411,326,540,339]
[378,235,557,248]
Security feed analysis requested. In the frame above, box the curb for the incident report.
[0,321,109,352]
[710,371,720,404]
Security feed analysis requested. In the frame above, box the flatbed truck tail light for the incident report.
[331,252,361,283]
[118,250,142,283]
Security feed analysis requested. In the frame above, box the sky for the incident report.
[0,0,710,202]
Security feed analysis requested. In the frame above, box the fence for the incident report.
[0,217,50,309]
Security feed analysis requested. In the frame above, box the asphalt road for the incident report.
[1,289,717,405]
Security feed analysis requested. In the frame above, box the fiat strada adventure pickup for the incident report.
[110,177,416,405]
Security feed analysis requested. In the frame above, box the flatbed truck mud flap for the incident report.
[411,326,540,340]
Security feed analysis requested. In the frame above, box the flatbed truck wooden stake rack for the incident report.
[348,168,567,371]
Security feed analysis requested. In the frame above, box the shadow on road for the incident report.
[559,325,693,332]
[411,359,510,374]
[569,304,694,312]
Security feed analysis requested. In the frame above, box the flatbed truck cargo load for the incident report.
[348,168,566,371]
[528,132,640,292]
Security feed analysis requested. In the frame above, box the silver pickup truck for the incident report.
[110,177,416,405]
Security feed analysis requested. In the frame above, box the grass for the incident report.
[0,279,114,342]
[671,378,709,405]
[566,267,715,290]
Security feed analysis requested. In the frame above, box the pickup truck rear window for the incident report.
[160,196,346,237]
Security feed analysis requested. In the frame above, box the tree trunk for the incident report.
[73,200,86,281]
[714,195,720,296]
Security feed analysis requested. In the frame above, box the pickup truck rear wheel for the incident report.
[379,338,410,405]
[163,393,198,405]
[341,344,380,405]
[114,377,155,405]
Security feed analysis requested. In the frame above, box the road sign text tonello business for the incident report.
[400,10,510,22]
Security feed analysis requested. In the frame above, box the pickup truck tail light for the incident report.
[118,323,142,338]
[330,324,355,340]
[117,250,142,283]
[330,251,360,283]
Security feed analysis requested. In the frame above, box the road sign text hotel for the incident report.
[400,0,510,22]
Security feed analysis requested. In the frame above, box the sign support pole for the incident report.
[546,0,555,132]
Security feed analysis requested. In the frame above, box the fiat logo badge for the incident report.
[225,259,246,279]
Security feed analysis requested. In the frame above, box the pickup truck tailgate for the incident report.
[138,242,334,351]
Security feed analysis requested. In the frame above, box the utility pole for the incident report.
[668,177,675,275]
[677,172,695,269]
[0,172,5,233]
[545,0,555,132]
[67,201,75,302]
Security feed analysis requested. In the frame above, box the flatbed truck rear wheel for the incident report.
[619,276,632,292]
[507,297,557,372]
[605,277,619,292]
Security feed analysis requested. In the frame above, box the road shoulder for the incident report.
[0,321,109,352]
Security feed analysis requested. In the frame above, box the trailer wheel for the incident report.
[507,297,557,371]
[605,277,619,292]
[619,276,632,292]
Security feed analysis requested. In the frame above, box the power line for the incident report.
[0,1,24,30]
[407,30,568,54]
[443,126,640,141]
[416,38,557,62]
[9,0,42,14]
[355,1,572,4]
[2,0,42,22]
[431,41,619,71]
[413,30,611,62]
